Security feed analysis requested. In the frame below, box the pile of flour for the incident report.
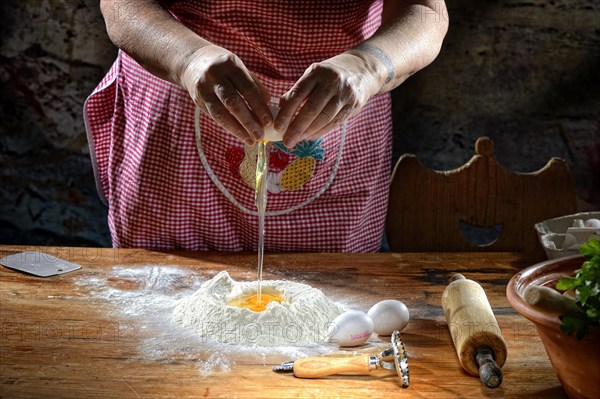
[172,271,343,346]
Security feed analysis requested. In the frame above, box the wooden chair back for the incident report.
[385,137,577,255]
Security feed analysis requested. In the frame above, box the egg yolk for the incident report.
[227,293,284,312]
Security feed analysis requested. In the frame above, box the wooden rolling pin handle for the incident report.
[293,354,375,379]
[476,346,503,388]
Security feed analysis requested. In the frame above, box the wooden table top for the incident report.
[0,246,566,398]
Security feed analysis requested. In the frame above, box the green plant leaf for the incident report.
[556,276,577,291]
[578,285,591,305]
[555,238,600,339]
[560,316,588,340]
[580,238,600,259]
[587,307,599,320]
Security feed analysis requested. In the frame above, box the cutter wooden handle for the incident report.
[293,354,374,378]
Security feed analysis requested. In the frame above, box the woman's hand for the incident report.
[180,45,273,145]
[100,0,273,145]
[274,53,381,148]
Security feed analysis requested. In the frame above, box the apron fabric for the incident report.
[84,0,392,252]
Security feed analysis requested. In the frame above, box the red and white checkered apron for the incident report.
[84,0,392,252]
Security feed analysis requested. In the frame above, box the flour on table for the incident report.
[172,271,343,346]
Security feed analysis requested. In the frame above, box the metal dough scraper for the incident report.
[1,251,81,277]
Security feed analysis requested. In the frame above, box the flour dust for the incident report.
[172,271,343,346]
[74,265,356,377]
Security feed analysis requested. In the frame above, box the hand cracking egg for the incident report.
[367,299,410,336]
[263,124,284,142]
[263,103,284,142]
[327,310,374,347]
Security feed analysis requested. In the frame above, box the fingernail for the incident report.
[284,138,297,149]
[253,130,263,140]
[262,115,271,126]
[274,122,285,132]
[245,138,255,146]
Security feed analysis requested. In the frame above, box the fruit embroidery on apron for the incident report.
[195,107,347,216]
[276,140,325,192]
[225,139,326,193]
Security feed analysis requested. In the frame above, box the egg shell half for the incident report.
[367,299,410,336]
[263,125,284,142]
[327,310,374,347]
[563,233,578,249]
[263,104,284,142]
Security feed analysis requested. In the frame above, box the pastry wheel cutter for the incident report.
[273,330,409,387]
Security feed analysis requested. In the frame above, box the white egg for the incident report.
[367,299,410,336]
[584,218,600,229]
[572,219,585,228]
[327,310,374,347]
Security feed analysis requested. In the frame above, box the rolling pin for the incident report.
[441,274,507,388]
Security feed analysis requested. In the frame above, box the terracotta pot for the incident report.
[507,255,600,399]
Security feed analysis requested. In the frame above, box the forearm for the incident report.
[99,0,210,85]
[101,0,273,145]
[347,0,449,94]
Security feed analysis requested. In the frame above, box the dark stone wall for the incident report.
[0,1,115,246]
[393,0,599,209]
[1,0,598,247]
